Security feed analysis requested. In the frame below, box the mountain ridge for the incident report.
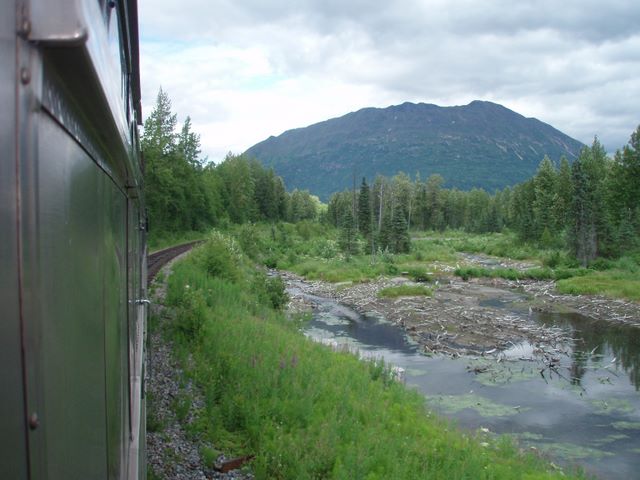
[246,100,584,200]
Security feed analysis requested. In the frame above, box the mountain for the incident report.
[245,100,584,200]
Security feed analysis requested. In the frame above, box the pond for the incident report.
[290,282,640,480]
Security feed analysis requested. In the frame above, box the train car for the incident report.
[1,1,147,478]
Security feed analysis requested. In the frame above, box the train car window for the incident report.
[107,3,126,101]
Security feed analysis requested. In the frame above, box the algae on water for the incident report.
[611,420,640,430]
[425,393,528,417]
[537,442,613,461]
[590,398,636,415]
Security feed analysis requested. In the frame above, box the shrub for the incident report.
[407,267,432,283]
[174,287,208,340]
[197,232,241,282]
[542,250,561,268]
[236,224,265,261]
[589,257,615,271]
[255,273,289,310]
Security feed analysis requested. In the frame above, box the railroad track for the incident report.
[147,240,202,282]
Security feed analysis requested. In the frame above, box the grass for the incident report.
[378,284,433,298]
[157,232,586,479]
[454,266,592,282]
[291,257,392,283]
[557,270,640,301]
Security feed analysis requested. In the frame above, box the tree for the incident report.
[608,126,640,232]
[533,156,558,242]
[510,180,536,241]
[142,87,177,156]
[391,202,411,253]
[569,155,597,266]
[217,154,257,224]
[177,116,203,168]
[358,178,372,235]
[392,172,414,227]
[338,207,357,257]
[425,174,445,230]
[378,209,393,252]
[357,177,373,253]
[555,156,573,231]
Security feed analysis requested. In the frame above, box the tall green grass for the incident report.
[159,233,584,479]
[557,270,640,301]
[454,266,591,282]
[378,284,433,298]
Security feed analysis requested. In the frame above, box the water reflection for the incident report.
[536,312,640,390]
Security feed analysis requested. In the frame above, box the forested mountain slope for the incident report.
[246,101,584,200]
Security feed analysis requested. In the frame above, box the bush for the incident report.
[542,250,561,268]
[589,257,615,271]
[174,287,208,340]
[197,232,241,282]
[254,273,289,310]
[236,224,266,261]
[407,267,432,283]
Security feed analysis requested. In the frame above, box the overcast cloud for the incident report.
[139,0,640,162]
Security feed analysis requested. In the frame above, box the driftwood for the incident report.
[214,455,255,473]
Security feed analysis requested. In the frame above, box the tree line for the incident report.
[142,89,319,237]
[143,88,638,265]
[326,127,640,263]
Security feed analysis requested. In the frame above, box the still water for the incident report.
[291,283,640,480]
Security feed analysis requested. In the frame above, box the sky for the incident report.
[138,0,640,163]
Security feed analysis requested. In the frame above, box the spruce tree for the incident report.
[358,178,372,236]
[533,156,558,243]
[358,177,374,253]
[391,202,411,253]
[570,156,597,266]
[555,156,573,231]
[338,208,357,257]
[426,174,444,230]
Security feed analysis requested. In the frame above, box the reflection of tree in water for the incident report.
[537,312,640,390]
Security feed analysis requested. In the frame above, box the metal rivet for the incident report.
[28,413,39,430]
[20,68,30,85]
[20,19,31,36]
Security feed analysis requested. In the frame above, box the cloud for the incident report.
[139,0,640,161]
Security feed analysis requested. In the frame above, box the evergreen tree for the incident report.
[425,174,445,230]
[391,202,411,253]
[357,178,373,252]
[510,180,536,241]
[569,154,597,266]
[608,126,640,238]
[358,178,372,236]
[142,87,177,156]
[338,208,357,257]
[177,116,203,168]
[555,156,573,231]
[533,156,558,242]
[414,181,428,230]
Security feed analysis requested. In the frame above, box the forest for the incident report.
[144,89,640,270]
